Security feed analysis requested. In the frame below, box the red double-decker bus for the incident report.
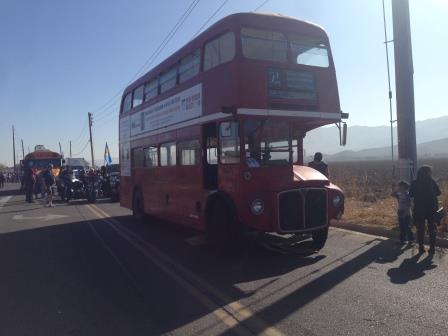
[119,13,347,250]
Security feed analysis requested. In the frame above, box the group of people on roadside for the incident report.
[0,171,19,187]
[393,165,443,255]
[23,164,56,207]
[308,152,443,255]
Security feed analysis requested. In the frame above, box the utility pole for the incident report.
[392,0,417,182]
[69,141,72,158]
[21,139,25,159]
[88,112,95,168]
[59,141,62,155]
[382,0,396,179]
[12,126,16,175]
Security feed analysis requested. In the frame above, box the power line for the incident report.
[254,0,271,12]
[93,0,202,120]
[72,140,90,157]
[193,0,230,37]
[72,120,89,144]
[91,0,274,139]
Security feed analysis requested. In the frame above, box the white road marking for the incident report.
[13,214,68,221]
[87,204,284,336]
[0,196,12,209]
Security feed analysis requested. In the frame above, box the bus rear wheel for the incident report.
[207,201,240,252]
[312,227,329,251]
[133,191,145,224]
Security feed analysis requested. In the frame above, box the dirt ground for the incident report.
[329,159,448,237]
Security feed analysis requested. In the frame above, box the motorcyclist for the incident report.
[59,166,72,202]
[99,165,110,197]
[78,169,86,184]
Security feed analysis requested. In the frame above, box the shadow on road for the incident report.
[0,186,22,197]
[387,253,437,284]
[0,203,437,336]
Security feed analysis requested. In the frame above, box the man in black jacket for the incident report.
[409,165,441,254]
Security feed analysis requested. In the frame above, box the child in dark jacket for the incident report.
[393,181,414,243]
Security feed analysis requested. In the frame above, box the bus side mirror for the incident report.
[340,123,347,146]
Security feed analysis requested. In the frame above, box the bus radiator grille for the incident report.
[279,189,327,232]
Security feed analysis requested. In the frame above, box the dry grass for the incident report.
[330,159,448,236]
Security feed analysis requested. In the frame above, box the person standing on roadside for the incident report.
[392,181,414,244]
[24,167,36,203]
[308,152,330,178]
[42,164,56,207]
[409,165,441,255]
[0,171,5,188]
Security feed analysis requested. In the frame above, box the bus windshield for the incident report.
[290,34,329,68]
[244,119,297,166]
[241,28,329,68]
[23,158,62,169]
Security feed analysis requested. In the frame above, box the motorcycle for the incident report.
[71,178,85,200]
[59,179,72,202]
[85,175,100,203]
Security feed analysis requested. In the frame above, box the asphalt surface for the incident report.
[0,183,447,336]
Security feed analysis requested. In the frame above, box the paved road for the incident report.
[0,187,447,336]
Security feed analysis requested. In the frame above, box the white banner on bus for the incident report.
[119,116,131,176]
[130,83,202,138]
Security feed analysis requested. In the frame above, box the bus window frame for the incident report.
[218,120,241,165]
[203,30,237,72]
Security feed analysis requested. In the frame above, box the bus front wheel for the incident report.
[133,191,145,224]
[312,227,329,251]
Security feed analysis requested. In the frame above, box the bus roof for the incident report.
[123,12,328,96]
[24,149,62,160]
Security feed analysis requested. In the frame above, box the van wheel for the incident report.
[207,201,240,252]
[312,227,329,250]
[133,191,145,224]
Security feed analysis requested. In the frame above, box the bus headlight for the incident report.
[332,194,343,208]
[251,199,264,215]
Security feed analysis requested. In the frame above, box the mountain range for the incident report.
[304,115,448,160]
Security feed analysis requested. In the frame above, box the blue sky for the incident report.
[1,0,447,166]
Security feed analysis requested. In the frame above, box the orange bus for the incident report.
[22,145,63,177]
[119,13,347,250]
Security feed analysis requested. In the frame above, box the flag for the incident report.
[104,142,112,166]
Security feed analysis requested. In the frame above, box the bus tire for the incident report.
[207,200,240,252]
[312,227,329,251]
[133,190,145,224]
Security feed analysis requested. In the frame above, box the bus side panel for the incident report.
[120,176,133,210]
[175,165,205,230]
[202,61,238,116]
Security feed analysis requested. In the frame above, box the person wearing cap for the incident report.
[42,164,56,207]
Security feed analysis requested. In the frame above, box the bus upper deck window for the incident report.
[160,67,177,93]
[179,49,200,83]
[123,92,132,113]
[241,28,287,63]
[204,32,235,71]
[144,79,158,101]
[219,121,240,164]
[133,85,144,107]
[290,35,329,68]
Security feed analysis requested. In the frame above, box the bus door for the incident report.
[217,121,240,194]
[202,123,218,190]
